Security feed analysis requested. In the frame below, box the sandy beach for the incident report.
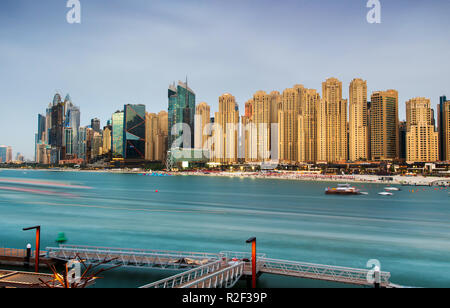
[2,168,449,186]
[177,171,449,186]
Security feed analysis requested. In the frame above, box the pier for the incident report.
[42,245,395,288]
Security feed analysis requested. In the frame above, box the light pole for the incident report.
[246,237,257,289]
[23,226,41,273]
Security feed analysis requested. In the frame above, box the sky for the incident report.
[0,0,449,159]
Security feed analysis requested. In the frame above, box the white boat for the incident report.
[378,192,394,196]
[384,187,401,191]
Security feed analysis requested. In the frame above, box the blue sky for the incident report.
[1,0,449,159]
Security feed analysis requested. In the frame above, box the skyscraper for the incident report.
[156,111,169,162]
[91,118,101,133]
[438,99,450,161]
[405,97,439,162]
[194,102,211,150]
[317,78,348,162]
[65,102,80,158]
[214,94,239,163]
[37,114,46,143]
[112,111,124,159]
[6,147,12,163]
[102,125,112,156]
[349,78,369,161]
[168,81,196,150]
[123,104,146,160]
[399,121,407,161]
[145,112,158,161]
[253,91,271,161]
[370,90,399,161]
[279,85,303,164]
[0,146,7,163]
[242,99,257,162]
[298,88,320,162]
[49,93,65,162]
[438,96,448,161]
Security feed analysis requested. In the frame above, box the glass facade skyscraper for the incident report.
[91,118,101,133]
[0,146,7,163]
[168,81,196,150]
[37,114,46,142]
[112,111,124,158]
[123,104,146,160]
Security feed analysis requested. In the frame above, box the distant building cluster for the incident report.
[0,146,13,163]
[33,78,450,167]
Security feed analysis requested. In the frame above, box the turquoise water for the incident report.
[0,169,449,288]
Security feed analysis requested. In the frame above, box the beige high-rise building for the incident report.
[214,94,239,164]
[440,101,450,161]
[146,111,169,161]
[317,78,348,162]
[102,127,112,155]
[370,90,399,161]
[405,97,439,162]
[279,85,304,164]
[269,91,282,124]
[91,132,102,159]
[195,102,211,150]
[349,78,369,161]
[253,91,272,161]
[145,112,158,161]
[242,99,257,162]
[298,89,320,162]
[156,111,168,162]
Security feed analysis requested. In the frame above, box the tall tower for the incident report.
[145,112,158,161]
[194,102,211,150]
[317,78,348,162]
[405,97,439,162]
[168,81,196,150]
[298,89,320,162]
[279,85,303,164]
[370,90,399,161]
[214,94,239,164]
[253,91,271,161]
[242,99,257,162]
[349,78,369,161]
[440,100,450,161]
[123,104,146,160]
[111,111,124,159]
[438,96,448,161]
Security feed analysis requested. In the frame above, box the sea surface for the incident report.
[0,169,449,288]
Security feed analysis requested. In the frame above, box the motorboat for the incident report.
[384,187,401,191]
[378,192,394,196]
[325,184,361,195]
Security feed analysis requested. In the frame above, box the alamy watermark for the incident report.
[66,0,81,24]
[367,0,381,24]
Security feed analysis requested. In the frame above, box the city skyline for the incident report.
[1,0,450,158]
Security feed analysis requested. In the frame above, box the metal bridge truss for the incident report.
[46,245,220,270]
[259,258,391,287]
[140,260,223,288]
[180,262,244,289]
[140,260,244,289]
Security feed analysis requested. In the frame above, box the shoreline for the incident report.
[2,168,448,186]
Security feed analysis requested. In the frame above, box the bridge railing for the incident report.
[139,260,223,288]
[259,258,391,286]
[57,245,220,260]
[46,246,219,269]
[180,262,245,289]
[0,248,46,258]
